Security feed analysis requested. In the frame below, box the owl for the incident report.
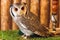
[10,3,50,39]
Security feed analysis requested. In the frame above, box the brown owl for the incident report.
[10,3,50,39]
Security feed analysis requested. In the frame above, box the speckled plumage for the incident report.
[10,3,49,38]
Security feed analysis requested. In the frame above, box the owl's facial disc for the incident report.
[10,3,27,18]
[10,5,15,17]
[10,4,20,18]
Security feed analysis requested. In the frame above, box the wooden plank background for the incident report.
[0,0,60,32]
[1,0,12,31]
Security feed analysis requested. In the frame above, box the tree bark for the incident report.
[1,0,12,31]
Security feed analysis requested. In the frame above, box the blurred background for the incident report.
[0,0,60,40]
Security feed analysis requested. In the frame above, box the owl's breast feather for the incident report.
[20,22,27,28]
[13,16,27,29]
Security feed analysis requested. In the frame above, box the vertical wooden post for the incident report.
[1,0,12,31]
[40,0,50,27]
[49,0,53,32]
[12,21,18,30]
[30,0,39,16]
[26,0,30,13]
[49,0,59,31]
[12,0,21,30]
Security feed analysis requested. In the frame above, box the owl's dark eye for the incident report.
[21,7,24,10]
[14,8,18,11]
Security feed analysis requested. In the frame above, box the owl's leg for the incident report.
[21,34,30,39]
[20,27,33,39]
[23,30,33,39]
[24,34,30,39]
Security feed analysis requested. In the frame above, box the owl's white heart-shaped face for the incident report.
[10,3,27,18]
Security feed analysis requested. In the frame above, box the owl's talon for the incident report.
[24,35,30,39]
[24,36,27,39]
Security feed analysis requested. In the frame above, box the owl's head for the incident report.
[10,3,27,18]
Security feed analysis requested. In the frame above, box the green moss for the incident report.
[0,30,60,40]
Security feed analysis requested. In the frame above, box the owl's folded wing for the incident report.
[21,13,49,36]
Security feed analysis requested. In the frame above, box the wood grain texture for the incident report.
[49,0,53,32]
[40,0,50,27]
[30,0,39,16]
[1,0,12,31]
[12,0,21,30]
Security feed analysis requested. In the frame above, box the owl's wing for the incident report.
[21,12,49,36]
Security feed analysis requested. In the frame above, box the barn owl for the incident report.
[10,3,49,39]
